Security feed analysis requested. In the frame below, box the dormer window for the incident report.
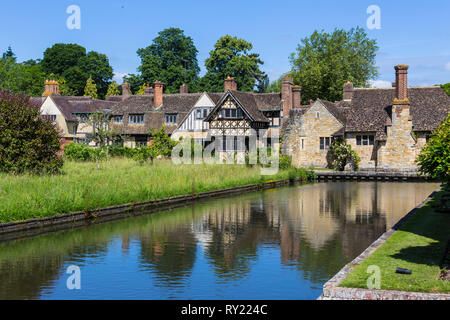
[129,114,145,125]
[165,113,178,125]
[113,115,123,124]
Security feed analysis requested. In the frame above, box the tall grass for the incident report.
[0,158,312,223]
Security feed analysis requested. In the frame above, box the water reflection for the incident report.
[0,182,439,300]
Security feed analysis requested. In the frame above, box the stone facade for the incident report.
[283,101,344,168]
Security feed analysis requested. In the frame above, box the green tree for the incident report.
[84,77,98,99]
[417,114,450,182]
[2,46,16,61]
[0,53,46,96]
[106,81,120,98]
[41,43,113,98]
[150,126,178,157]
[290,27,378,103]
[41,43,86,76]
[123,73,143,95]
[78,51,114,98]
[0,91,63,174]
[137,28,200,93]
[201,35,266,92]
[265,76,283,93]
[440,83,450,96]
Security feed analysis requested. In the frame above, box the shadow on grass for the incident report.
[389,189,450,269]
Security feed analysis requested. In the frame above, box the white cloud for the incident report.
[369,80,392,88]
[445,62,450,71]
[113,72,129,83]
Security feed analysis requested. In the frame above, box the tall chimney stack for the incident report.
[292,86,302,108]
[281,76,293,117]
[122,82,131,100]
[394,65,409,101]
[343,81,354,101]
[180,83,189,94]
[224,76,238,92]
[154,80,164,108]
[42,80,60,97]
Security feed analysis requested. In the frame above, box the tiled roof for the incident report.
[345,87,450,134]
[51,96,117,121]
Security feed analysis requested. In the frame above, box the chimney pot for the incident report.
[343,81,354,101]
[42,79,60,97]
[180,83,189,94]
[154,80,164,108]
[224,76,238,92]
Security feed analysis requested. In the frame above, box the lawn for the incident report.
[339,186,450,293]
[0,158,312,224]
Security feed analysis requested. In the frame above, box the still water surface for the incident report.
[0,181,439,300]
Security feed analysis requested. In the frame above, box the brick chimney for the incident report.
[281,76,293,117]
[394,65,409,101]
[122,82,131,100]
[144,84,153,95]
[180,83,189,94]
[292,85,302,108]
[42,80,60,97]
[343,81,354,101]
[224,76,238,92]
[154,80,164,108]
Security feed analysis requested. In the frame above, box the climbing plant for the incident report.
[328,137,360,171]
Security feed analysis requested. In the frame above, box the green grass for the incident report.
[0,158,313,224]
[340,187,450,293]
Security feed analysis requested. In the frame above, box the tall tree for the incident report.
[78,51,114,98]
[84,77,98,99]
[201,35,266,92]
[2,46,16,61]
[290,27,378,103]
[123,73,143,95]
[106,81,120,98]
[137,28,200,93]
[40,43,113,98]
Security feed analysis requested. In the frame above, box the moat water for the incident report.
[0,181,440,300]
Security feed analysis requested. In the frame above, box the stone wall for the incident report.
[283,102,344,168]
[346,133,378,170]
[377,105,421,171]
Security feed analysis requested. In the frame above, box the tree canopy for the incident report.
[200,35,266,92]
[417,114,450,182]
[137,28,200,93]
[84,76,98,99]
[0,47,46,96]
[440,83,450,96]
[41,43,113,98]
[289,27,378,103]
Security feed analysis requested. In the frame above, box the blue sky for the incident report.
[1,0,450,87]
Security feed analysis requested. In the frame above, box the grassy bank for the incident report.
[0,158,313,224]
[340,186,450,293]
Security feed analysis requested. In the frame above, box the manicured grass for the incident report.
[0,158,313,224]
[340,187,450,293]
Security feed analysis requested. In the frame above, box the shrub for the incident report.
[133,146,158,165]
[0,91,63,174]
[150,125,178,157]
[279,155,293,170]
[328,137,360,171]
[64,143,106,161]
[417,114,450,182]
